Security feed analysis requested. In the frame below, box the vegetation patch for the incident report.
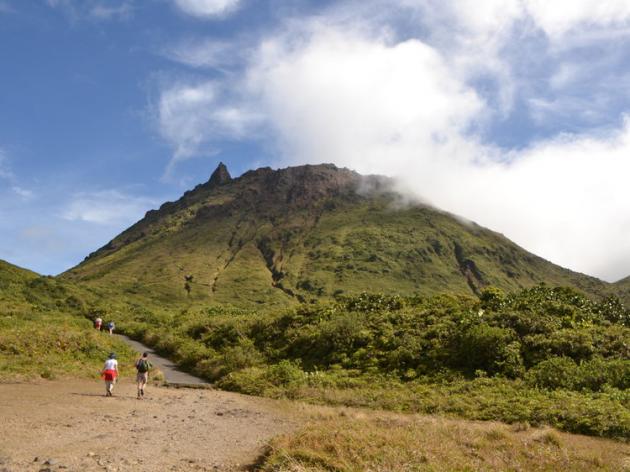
[0,268,136,380]
[109,285,629,439]
[2,260,628,439]
[259,410,630,471]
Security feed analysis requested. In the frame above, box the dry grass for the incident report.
[260,406,630,471]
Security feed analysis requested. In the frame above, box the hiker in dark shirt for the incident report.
[135,352,152,399]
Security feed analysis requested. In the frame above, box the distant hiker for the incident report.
[101,353,119,397]
[106,321,115,335]
[135,352,153,399]
[94,317,102,331]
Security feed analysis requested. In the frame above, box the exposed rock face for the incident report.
[208,162,232,187]
[235,164,363,210]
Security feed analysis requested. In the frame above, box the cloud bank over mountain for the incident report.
[2,0,630,279]
[156,0,630,281]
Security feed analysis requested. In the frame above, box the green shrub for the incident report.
[527,357,630,392]
[265,360,307,387]
[526,357,579,390]
[222,338,264,373]
[479,286,506,310]
[452,325,524,377]
[216,367,269,395]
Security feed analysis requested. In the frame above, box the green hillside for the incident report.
[0,260,135,379]
[0,259,38,291]
[63,163,613,308]
[615,276,630,303]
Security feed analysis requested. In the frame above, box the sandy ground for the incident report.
[0,380,296,472]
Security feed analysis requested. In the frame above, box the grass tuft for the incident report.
[258,412,629,471]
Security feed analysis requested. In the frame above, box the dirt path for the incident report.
[116,334,209,386]
[0,380,296,471]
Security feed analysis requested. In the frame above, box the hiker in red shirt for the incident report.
[101,353,119,397]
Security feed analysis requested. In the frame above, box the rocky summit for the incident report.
[207,162,232,187]
[62,163,612,308]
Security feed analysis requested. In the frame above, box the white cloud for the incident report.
[246,27,486,171]
[158,81,218,161]
[0,151,35,199]
[172,0,240,18]
[528,96,612,127]
[46,0,134,21]
[402,0,630,42]
[163,39,241,69]
[89,2,133,20]
[549,63,581,90]
[526,50,630,129]
[523,0,630,38]
[0,150,13,180]
[11,186,34,199]
[62,190,157,225]
[156,80,262,174]
[383,0,630,115]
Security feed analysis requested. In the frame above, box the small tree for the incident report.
[184,275,193,296]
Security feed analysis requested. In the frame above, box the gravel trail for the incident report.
[116,334,209,387]
[0,380,296,471]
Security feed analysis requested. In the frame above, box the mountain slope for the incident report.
[62,163,612,308]
[0,259,38,284]
[0,259,40,303]
[0,261,137,381]
[614,276,630,304]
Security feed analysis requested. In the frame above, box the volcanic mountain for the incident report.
[62,163,612,308]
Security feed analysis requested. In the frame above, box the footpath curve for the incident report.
[116,334,210,387]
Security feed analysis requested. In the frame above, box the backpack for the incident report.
[136,359,149,373]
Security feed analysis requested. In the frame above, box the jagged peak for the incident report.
[208,162,232,187]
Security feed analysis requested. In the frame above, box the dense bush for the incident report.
[112,285,630,438]
[526,356,630,392]
[119,285,630,389]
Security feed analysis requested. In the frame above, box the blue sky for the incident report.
[2,0,630,281]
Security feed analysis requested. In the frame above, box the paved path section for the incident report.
[117,334,210,386]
